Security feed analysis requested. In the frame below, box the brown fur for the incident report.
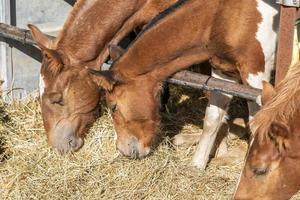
[55,0,177,67]
[234,63,300,199]
[29,0,177,153]
[90,0,268,158]
[108,0,264,80]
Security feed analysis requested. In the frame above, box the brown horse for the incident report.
[89,0,278,166]
[28,0,177,153]
[234,64,300,199]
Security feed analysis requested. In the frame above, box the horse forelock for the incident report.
[251,64,300,143]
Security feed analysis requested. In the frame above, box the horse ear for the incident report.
[87,68,118,91]
[261,81,276,105]
[109,44,125,61]
[269,122,291,154]
[28,24,53,49]
[28,24,62,75]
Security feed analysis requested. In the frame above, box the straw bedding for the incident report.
[0,84,285,200]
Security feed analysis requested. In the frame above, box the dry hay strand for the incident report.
[0,86,250,200]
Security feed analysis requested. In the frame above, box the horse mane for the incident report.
[252,63,300,142]
[139,0,188,36]
[111,0,188,71]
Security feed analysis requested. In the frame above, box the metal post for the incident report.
[0,0,12,98]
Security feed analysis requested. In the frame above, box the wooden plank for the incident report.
[275,6,297,85]
[170,71,261,101]
[0,23,54,45]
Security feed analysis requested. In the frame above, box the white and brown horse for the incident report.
[28,0,177,153]
[89,0,279,168]
[234,64,300,200]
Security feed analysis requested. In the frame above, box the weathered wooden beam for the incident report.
[170,71,261,101]
[275,6,297,85]
[0,22,54,45]
[0,23,261,101]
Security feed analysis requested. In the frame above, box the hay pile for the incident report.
[0,85,252,199]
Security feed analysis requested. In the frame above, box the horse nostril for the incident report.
[68,138,76,148]
[67,136,83,151]
[252,166,268,176]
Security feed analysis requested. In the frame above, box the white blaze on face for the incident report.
[39,74,45,97]
[247,0,278,89]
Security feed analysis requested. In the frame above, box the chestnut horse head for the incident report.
[27,0,110,153]
[88,46,165,158]
[234,66,300,199]
[29,24,101,154]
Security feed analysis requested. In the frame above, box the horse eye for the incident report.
[252,166,269,176]
[111,104,117,113]
[48,92,64,106]
[50,99,64,106]
[55,100,64,106]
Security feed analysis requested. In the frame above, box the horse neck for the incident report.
[55,0,139,65]
[113,0,217,79]
[114,0,278,82]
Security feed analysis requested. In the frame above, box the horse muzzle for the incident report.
[116,136,151,159]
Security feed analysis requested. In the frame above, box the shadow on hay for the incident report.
[0,136,9,162]
[156,62,250,155]
[0,100,12,162]
[0,106,10,124]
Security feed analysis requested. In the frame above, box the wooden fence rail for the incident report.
[0,22,261,101]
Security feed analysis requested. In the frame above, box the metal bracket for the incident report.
[276,0,300,7]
